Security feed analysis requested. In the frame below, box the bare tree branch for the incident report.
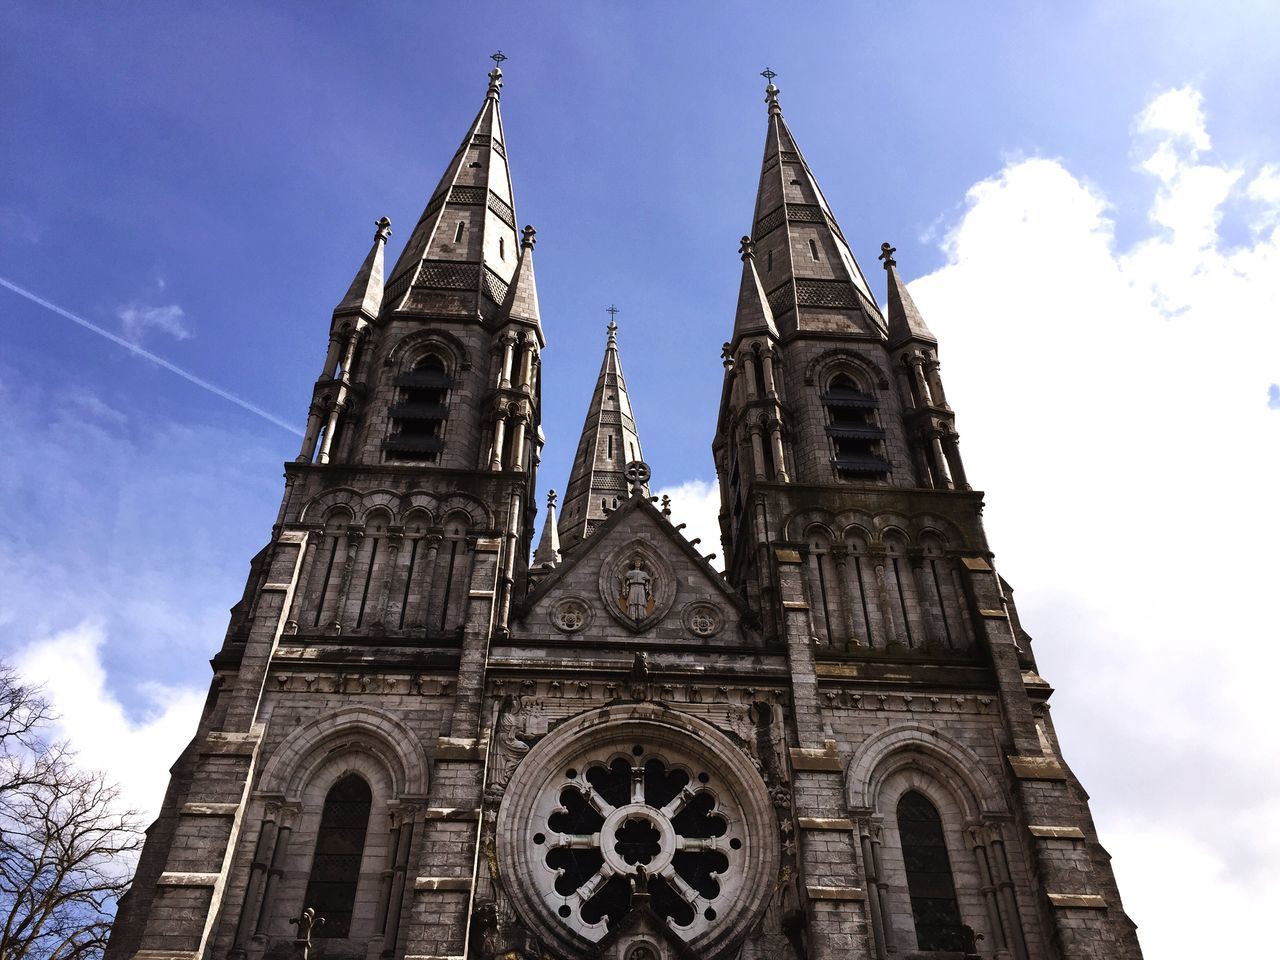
[0,663,142,960]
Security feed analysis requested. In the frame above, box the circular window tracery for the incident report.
[497,707,777,958]
[539,753,737,933]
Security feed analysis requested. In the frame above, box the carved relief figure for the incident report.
[622,559,653,622]
[492,694,536,788]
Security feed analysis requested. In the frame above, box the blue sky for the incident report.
[3,2,1279,955]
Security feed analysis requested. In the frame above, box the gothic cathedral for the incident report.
[107,66,1143,960]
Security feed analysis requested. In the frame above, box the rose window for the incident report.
[529,747,744,940]
[497,707,778,957]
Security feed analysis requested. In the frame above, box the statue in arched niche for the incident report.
[622,559,653,622]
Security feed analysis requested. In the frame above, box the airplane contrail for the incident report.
[1,277,303,437]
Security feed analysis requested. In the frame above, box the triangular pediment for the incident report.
[516,495,755,647]
[584,898,701,960]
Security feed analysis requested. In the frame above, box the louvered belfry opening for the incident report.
[304,774,373,938]
[896,790,970,953]
[823,374,890,478]
[386,355,451,462]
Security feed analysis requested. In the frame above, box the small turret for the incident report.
[533,489,562,568]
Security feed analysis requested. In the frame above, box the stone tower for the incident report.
[107,68,1143,960]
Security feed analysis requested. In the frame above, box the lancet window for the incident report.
[896,790,969,952]
[303,774,372,939]
[386,355,451,462]
[822,374,889,479]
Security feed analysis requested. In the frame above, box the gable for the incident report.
[515,495,756,648]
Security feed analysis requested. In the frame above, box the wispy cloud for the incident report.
[118,301,191,343]
[0,277,301,436]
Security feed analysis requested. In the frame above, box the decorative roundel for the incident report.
[682,601,724,638]
[599,540,677,632]
[551,597,592,634]
[496,705,778,958]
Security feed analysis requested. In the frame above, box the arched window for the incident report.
[896,790,968,952]
[822,374,889,479]
[304,774,372,939]
[386,355,451,463]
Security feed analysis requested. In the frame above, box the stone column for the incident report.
[414,534,443,632]
[911,552,947,647]
[382,804,417,955]
[316,399,344,464]
[925,356,949,408]
[988,824,1030,960]
[297,402,325,462]
[967,824,1010,959]
[509,413,529,472]
[228,806,279,958]
[830,548,862,648]
[255,805,298,936]
[749,425,767,480]
[741,350,759,400]
[895,366,917,410]
[374,530,403,629]
[930,429,955,488]
[497,333,516,389]
[320,332,343,379]
[768,420,790,482]
[859,820,894,958]
[761,350,779,398]
[328,527,364,634]
[942,431,970,490]
[488,414,507,471]
[910,357,935,406]
[517,334,535,390]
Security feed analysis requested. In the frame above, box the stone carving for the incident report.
[623,561,653,622]
[490,695,537,790]
[682,601,724,638]
[550,597,591,633]
[599,540,676,632]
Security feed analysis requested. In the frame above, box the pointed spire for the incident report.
[497,224,544,343]
[880,243,936,346]
[557,317,648,554]
[533,489,562,567]
[333,217,390,319]
[729,235,780,347]
[385,58,523,319]
[741,72,883,336]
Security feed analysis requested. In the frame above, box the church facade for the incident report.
[106,65,1143,960]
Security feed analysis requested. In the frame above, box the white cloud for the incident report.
[654,479,724,569]
[117,301,191,342]
[14,621,205,822]
[909,85,1279,955]
[660,85,1278,954]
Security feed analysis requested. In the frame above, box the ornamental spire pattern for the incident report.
[746,79,884,337]
[557,320,647,554]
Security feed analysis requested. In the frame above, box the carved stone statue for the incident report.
[622,559,652,621]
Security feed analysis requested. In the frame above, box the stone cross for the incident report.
[288,907,325,960]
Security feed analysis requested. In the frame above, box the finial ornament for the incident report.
[624,460,651,496]
[879,242,897,269]
[762,68,781,116]
[487,52,506,100]
[289,907,325,960]
[521,224,536,248]
[606,305,619,344]
[374,216,392,242]
[739,235,755,260]
[547,488,557,509]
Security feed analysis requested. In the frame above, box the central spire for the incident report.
[557,317,648,554]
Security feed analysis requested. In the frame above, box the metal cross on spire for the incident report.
[606,306,619,343]
[760,67,777,82]
[490,51,508,67]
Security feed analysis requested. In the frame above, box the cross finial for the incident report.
[739,235,755,260]
[762,69,781,115]
[607,304,619,322]
[374,216,392,242]
[547,489,557,509]
[879,242,897,269]
[487,52,506,99]
[606,305,620,343]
